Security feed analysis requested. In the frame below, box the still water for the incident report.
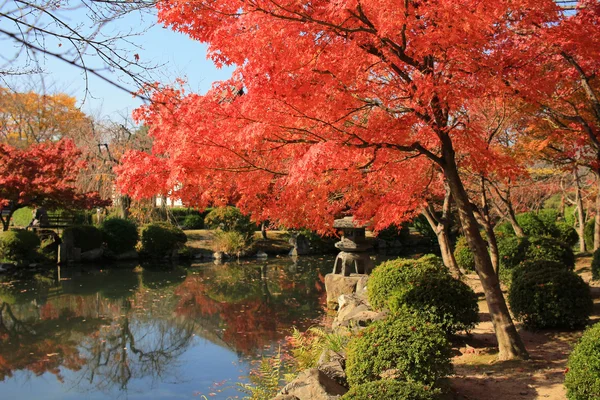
[0,257,332,399]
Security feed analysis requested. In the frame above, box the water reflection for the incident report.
[0,257,330,398]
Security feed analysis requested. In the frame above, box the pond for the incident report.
[0,256,335,399]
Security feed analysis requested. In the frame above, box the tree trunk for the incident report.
[120,195,131,219]
[507,206,526,237]
[574,170,586,252]
[422,208,461,278]
[482,222,499,275]
[442,144,528,360]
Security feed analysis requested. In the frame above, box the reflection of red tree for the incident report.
[175,275,321,355]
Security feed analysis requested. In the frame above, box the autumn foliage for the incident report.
[0,139,109,230]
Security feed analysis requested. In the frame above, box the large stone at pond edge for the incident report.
[277,368,347,400]
[272,396,300,400]
[333,294,386,331]
[324,273,369,309]
[80,248,104,262]
[317,350,347,388]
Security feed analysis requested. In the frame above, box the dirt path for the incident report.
[448,255,600,400]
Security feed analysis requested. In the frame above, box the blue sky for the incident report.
[0,8,234,120]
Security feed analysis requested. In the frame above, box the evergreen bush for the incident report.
[497,235,575,270]
[453,236,475,271]
[555,221,579,247]
[592,249,600,281]
[204,206,256,240]
[345,311,452,386]
[0,230,40,261]
[100,218,139,254]
[565,322,600,400]
[140,223,187,258]
[509,266,592,329]
[367,255,445,310]
[182,214,204,229]
[388,272,479,334]
[342,380,440,400]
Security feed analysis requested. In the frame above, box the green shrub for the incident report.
[11,207,33,227]
[345,311,452,386]
[140,223,187,258]
[367,255,445,310]
[585,219,595,251]
[565,322,600,400]
[517,212,549,237]
[342,380,440,400]
[453,236,475,271]
[100,218,139,254]
[204,206,256,239]
[592,249,600,281]
[181,214,204,229]
[388,272,479,334]
[509,266,592,329]
[63,225,103,252]
[497,236,529,270]
[497,235,574,270]
[212,230,249,255]
[0,230,40,261]
[555,222,579,247]
[494,221,514,236]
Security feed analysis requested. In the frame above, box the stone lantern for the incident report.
[332,217,374,276]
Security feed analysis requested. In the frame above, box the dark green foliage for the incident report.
[342,380,440,400]
[345,311,452,386]
[555,222,579,247]
[494,221,514,236]
[367,255,445,310]
[388,272,479,334]
[565,322,600,400]
[453,236,475,271]
[517,212,551,237]
[509,266,592,329]
[497,235,575,270]
[411,215,437,243]
[376,223,412,243]
[100,218,139,254]
[63,225,103,252]
[592,249,600,281]
[497,236,529,270]
[585,219,595,251]
[0,230,40,261]
[204,206,256,239]
[140,223,187,258]
[182,214,204,229]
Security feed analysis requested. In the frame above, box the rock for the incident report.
[272,396,300,400]
[317,350,347,388]
[278,368,347,400]
[333,294,386,331]
[289,233,311,256]
[213,251,224,260]
[256,250,268,258]
[115,250,139,260]
[324,274,368,309]
[80,248,103,262]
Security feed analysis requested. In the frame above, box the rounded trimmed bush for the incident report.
[63,225,103,252]
[565,322,600,400]
[341,380,440,400]
[182,214,204,230]
[367,255,446,310]
[453,236,475,271]
[497,236,529,270]
[100,218,139,254]
[517,212,548,237]
[388,272,479,334]
[498,235,575,271]
[555,222,579,248]
[592,249,600,281]
[345,311,452,386]
[508,266,592,329]
[140,223,187,258]
[0,230,40,261]
[204,206,256,240]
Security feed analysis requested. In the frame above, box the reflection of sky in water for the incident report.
[0,258,333,399]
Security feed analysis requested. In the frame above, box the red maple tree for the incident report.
[0,139,109,230]
[116,0,584,359]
